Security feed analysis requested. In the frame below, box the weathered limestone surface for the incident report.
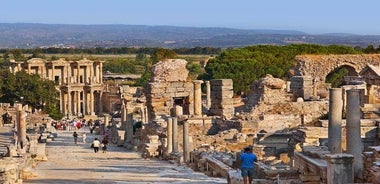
[209,79,234,119]
[243,74,328,133]
[293,54,380,82]
[150,59,189,82]
[146,59,195,121]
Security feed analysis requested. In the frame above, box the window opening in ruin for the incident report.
[326,65,358,87]
[173,97,190,115]
[80,76,83,83]
[54,76,59,83]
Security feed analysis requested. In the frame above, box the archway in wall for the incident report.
[325,65,358,88]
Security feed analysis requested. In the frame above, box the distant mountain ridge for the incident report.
[0,23,379,48]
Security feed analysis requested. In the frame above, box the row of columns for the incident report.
[166,117,191,162]
[61,90,102,116]
[121,100,135,150]
[327,88,363,183]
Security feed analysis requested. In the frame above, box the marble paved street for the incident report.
[25,130,227,184]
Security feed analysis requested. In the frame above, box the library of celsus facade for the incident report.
[9,58,104,116]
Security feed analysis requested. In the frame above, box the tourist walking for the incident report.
[92,138,100,153]
[82,133,87,143]
[101,138,109,153]
[73,131,78,144]
[240,146,257,184]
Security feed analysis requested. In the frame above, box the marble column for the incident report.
[16,104,26,151]
[175,105,183,116]
[193,80,203,116]
[121,103,127,130]
[328,88,343,153]
[183,121,190,162]
[205,81,211,108]
[286,81,291,93]
[167,118,173,154]
[326,154,354,184]
[172,117,178,153]
[68,91,72,115]
[90,90,95,115]
[124,113,134,150]
[346,89,363,179]
[99,91,103,114]
[77,91,81,115]
[104,115,109,127]
[73,91,77,115]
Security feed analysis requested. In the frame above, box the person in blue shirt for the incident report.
[240,146,258,184]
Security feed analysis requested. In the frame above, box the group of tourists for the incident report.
[91,137,109,153]
[52,119,88,130]
[72,128,109,153]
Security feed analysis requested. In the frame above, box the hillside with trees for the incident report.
[201,44,361,94]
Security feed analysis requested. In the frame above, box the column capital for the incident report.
[193,80,203,84]
[326,153,354,164]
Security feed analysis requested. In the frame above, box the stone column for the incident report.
[183,121,190,162]
[286,81,291,93]
[193,80,203,116]
[99,91,103,114]
[326,154,354,184]
[205,81,211,108]
[172,117,178,153]
[16,104,26,151]
[167,118,173,154]
[90,90,95,115]
[77,91,81,115]
[124,113,134,150]
[99,62,103,82]
[328,88,343,153]
[73,91,77,115]
[346,89,364,179]
[175,105,183,116]
[67,91,72,115]
[144,106,149,123]
[121,103,127,130]
[104,115,109,127]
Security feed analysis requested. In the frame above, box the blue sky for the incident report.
[1,0,379,35]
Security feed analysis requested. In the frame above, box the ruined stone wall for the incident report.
[293,54,380,82]
[146,59,194,121]
[209,79,234,119]
[290,76,313,100]
[244,75,328,132]
[146,82,194,121]
[246,74,291,112]
[363,146,380,183]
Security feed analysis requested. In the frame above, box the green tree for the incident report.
[0,70,62,119]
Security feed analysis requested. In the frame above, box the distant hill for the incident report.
[0,23,379,48]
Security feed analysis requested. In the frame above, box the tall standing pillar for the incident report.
[346,89,364,179]
[328,88,343,153]
[205,81,211,108]
[175,105,183,116]
[326,154,354,184]
[121,103,127,130]
[172,117,178,153]
[104,115,109,127]
[68,91,72,115]
[167,118,173,154]
[99,91,103,114]
[17,104,26,151]
[183,121,190,162]
[90,90,95,115]
[193,80,203,116]
[124,112,134,150]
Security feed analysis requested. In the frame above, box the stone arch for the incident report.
[293,54,380,82]
[325,64,358,87]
